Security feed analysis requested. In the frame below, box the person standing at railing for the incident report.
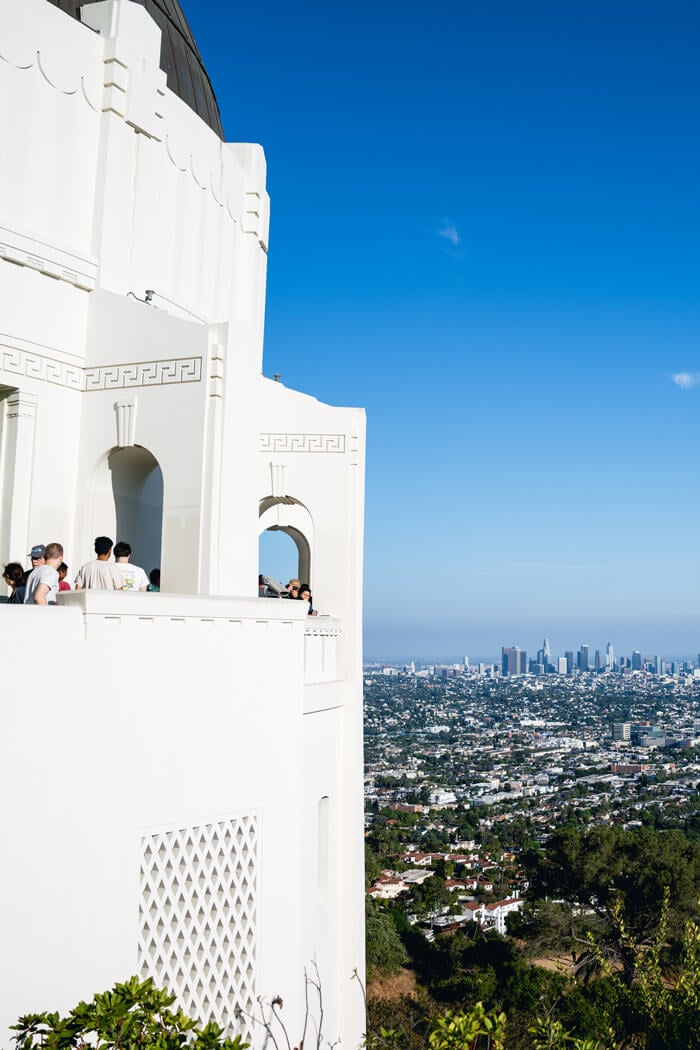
[298,583,318,616]
[3,562,25,603]
[24,543,64,605]
[113,541,149,591]
[74,537,124,590]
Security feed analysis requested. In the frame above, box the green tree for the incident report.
[12,977,247,1050]
[524,826,700,984]
[413,876,451,916]
[366,844,384,887]
[595,894,700,1049]
[366,897,409,979]
[428,1003,506,1050]
[507,900,604,959]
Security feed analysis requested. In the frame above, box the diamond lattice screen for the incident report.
[138,816,258,1039]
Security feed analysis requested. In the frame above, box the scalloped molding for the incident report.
[0,21,269,250]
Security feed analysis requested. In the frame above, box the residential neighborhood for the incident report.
[364,660,700,938]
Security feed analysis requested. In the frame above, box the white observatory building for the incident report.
[0,0,366,1045]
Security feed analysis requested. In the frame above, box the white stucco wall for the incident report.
[0,594,362,1045]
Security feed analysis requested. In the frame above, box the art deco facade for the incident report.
[0,1,365,1045]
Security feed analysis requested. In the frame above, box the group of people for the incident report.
[258,575,318,615]
[2,536,161,606]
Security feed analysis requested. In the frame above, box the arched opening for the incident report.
[258,496,313,591]
[88,446,163,576]
[258,526,310,589]
[110,447,163,575]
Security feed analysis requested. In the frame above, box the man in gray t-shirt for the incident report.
[75,536,124,591]
[24,542,63,605]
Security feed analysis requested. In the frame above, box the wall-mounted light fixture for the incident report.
[127,289,156,306]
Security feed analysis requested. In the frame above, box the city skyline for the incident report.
[364,632,700,668]
[192,1,700,655]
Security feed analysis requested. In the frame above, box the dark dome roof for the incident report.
[47,0,224,138]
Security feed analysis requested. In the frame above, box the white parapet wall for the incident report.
[0,592,361,1048]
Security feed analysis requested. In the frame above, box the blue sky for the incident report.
[189,1,700,662]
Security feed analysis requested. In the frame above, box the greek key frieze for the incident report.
[0,346,203,392]
[259,433,346,453]
[0,347,83,389]
[83,357,202,390]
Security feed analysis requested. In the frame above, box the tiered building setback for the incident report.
[0,0,366,1045]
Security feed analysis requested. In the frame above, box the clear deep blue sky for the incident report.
[189,1,700,663]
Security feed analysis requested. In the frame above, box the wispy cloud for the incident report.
[671,372,700,389]
[437,221,460,247]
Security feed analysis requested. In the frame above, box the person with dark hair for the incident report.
[24,542,64,605]
[147,568,160,592]
[58,563,71,591]
[113,541,149,591]
[297,583,318,616]
[74,536,123,590]
[3,562,26,604]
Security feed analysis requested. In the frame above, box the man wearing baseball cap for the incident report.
[28,544,46,566]
[24,543,46,591]
[24,542,64,605]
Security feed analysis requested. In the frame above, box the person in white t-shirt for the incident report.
[24,542,64,605]
[113,541,149,591]
[74,536,124,590]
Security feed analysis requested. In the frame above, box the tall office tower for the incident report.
[565,650,574,673]
[632,650,642,670]
[594,649,602,671]
[653,655,660,674]
[502,646,526,675]
[605,641,614,671]
[557,656,568,674]
[579,645,590,672]
[0,2,366,1045]
[612,722,631,741]
[543,637,551,669]
[463,655,469,668]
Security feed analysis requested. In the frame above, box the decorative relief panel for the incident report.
[0,345,203,392]
[0,346,83,390]
[138,815,258,1041]
[207,341,225,399]
[5,391,38,421]
[259,433,346,454]
[84,358,202,391]
[115,399,137,447]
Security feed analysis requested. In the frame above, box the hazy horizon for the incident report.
[362,617,700,667]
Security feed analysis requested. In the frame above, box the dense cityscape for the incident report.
[363,647,700,1046]
[364,642,700,877]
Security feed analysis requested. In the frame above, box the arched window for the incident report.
[258,497,313,588]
